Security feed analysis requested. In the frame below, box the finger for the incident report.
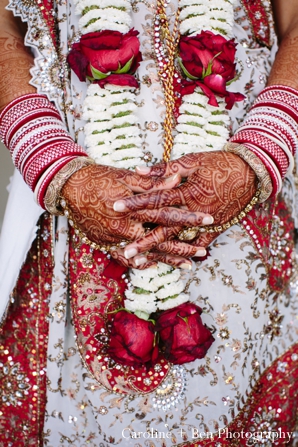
[130,208,214,227]
[146,252,192,270]
[136,153,200,177]
[114,188,185,213]
[75,214,146,243]
[110,248,157,270]
[156,240,207,258]
[120,172,181,193]
[123,226,181,258]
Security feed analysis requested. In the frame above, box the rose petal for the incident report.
[157,303,214,365]
[67,47,89,82]
[225,91,246,110]
[81,30,122,50]
[203,74,227,95]
[196,81,219,107]
[107,310,156,367]
[180,80,197,96]
[120,35,140,66]
[96,74,139,88]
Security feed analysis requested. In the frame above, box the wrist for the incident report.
[230,84,298,196]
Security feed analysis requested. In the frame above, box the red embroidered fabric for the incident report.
[0,214,53,446]
[242,193,295,293]
[241,0,271,47]
[69,234,172,395]
[0,199,296,445]
[34,0,57,46]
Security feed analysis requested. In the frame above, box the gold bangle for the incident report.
[177,189,261,241]
[44,157,95,215]
[60,198,129,253]
[224,142,273,203]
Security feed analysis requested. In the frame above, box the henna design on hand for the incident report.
[62,164,213,251]
[130,207,210,227]
[0,31,35,110]
[268,28,298,90]
[62,165,147,245]
[115,152,257,258]
[117,152,257,221]
[156,240,206,258]
[109,248,157,270]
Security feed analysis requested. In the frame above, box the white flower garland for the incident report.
[75,0,144,168]
[124,264,189,314]
[172,0,234,159]
[82,84,143,169]
[74,0,236,317]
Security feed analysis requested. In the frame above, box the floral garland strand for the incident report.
[75,0,132,33]
[172,0,239,159]
[83,83,143,168]
[68,0,243,318]
[127,0,242,315]
[172,91,230,159]
[124,263,190,315]
[71,0,144,168]
[67,0,243,367]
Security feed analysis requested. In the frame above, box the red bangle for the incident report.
[0,93,88,208]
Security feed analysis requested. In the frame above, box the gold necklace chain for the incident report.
[154,0,180,162]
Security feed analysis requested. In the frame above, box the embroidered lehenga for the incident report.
[0,0,298,446]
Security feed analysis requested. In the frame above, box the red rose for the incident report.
[179,30,245,109]
[107,310,158,367]
[156,303,214,365]
[67,29,142,87]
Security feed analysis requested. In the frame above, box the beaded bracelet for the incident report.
[178,190,261,241]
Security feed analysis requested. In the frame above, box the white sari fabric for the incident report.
[1,0,298,445]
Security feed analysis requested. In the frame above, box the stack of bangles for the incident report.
[229,85,298,197]
[0,93,93,210]
[0,86,297,248]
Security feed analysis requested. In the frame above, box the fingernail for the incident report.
[180,262,192,270]
[124,247,138,259]
[202,216,214,225]
[136,165,151,174]
[113,201,126,212]
[135,256,148,266]
[195,249,207,257]
[165,174,179,184]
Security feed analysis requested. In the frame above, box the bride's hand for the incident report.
[113,151,258,258]
[62,163,213,268]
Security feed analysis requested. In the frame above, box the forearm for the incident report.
[268,29,298,89]
[0,0,35,110]
[268,0,298,88]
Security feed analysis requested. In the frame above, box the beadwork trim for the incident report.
[7,0,64,113]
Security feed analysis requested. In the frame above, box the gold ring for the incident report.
[178,226,200,241]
